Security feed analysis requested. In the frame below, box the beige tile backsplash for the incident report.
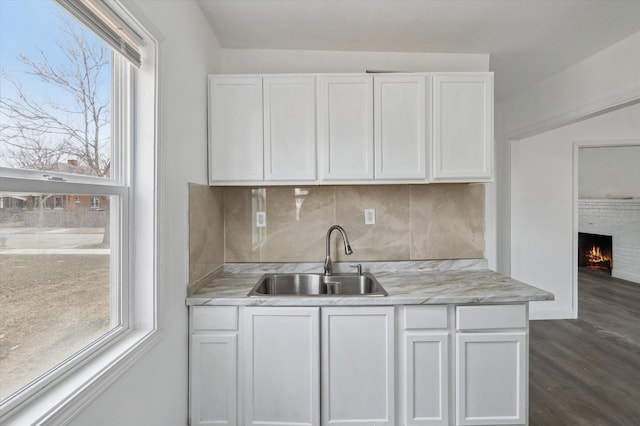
[334,185,411,262]
[189,183,484,276]
[410,184,485,259]
[188,184,224,283]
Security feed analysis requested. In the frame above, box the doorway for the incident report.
[574,142,640,280]
[509,103,640,320]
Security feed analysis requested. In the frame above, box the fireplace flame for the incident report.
[578,233,613,274]
[586,245,611,266]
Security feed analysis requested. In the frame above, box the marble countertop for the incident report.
[186,260,554,306]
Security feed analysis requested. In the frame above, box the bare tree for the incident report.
[0,125,70,171]
[0,14,110,177]
[1,13,112,243]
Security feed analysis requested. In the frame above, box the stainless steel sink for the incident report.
[323,274,387,296]
[247,272,388,297]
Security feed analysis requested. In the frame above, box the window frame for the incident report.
[0,1,159,422]
[0,54,131,416]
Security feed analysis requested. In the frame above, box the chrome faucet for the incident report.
[324,225,353,275]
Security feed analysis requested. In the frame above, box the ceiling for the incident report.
[197,0,640,101]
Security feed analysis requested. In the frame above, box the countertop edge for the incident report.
[186,294,554,307]
[186,262,554,307]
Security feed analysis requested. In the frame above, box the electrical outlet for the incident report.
[256,211,266,228]
[364,208,376,225]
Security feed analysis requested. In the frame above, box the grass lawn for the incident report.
[0,254,110,400]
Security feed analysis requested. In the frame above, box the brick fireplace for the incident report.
[579,199,640,283]
[578,232,612,274]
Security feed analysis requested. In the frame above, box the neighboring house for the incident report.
[0,160,106,227]
[0,193,102,213]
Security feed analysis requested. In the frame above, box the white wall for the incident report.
[579,146,640,198]
[68,1,221,425]
[220,48,489,74]
[495,30,640,275]
[500,31,640,137]
[510,103,640,320]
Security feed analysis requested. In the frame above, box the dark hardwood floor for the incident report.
[529,270,640,425]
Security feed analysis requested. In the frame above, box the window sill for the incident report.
[1,328,161,426]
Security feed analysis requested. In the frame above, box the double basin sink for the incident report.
[247,272,388,297]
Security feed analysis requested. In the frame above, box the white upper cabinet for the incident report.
[431,74,493,182]
[207,72,493,185]
[317,75,374,181]
[208,76,263,183]
[263,76,317,181]
[374,74,428,180]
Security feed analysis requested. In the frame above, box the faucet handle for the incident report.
[353,264,362,275]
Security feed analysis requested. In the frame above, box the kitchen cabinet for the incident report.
[242,307,320,426]
[207,72,493,185]
[399,306,449,426]
[455,304,527,425]
[321,307,395,426]
[208,75,316,184]
[189,306,238,426]
[263,76,317,181]
[189,302,528,426]
[317,75,374,181]
[241,306,393,426]
[431,74,493,182]
[208,76,263,183]
[374,75,428,180]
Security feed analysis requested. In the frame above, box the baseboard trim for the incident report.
[613,271,640,284]
[529,308,576,320]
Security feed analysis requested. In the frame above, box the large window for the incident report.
[0,0,146,417]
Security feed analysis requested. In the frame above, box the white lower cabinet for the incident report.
[241,306,394,426]
[189,307,238,426]
[189,303,529,426]
[242,307,320,426]
[321,307,395,426]
[399,306,449,426]
[455,305,527,425]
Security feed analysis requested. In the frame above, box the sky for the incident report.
[0,0,111,170]
[1,0,67,74]
[1,0,108,94]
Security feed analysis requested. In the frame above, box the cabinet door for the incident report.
[318,75,374,181]
[431,74,493,182]
[243,307,320,426]
[263,76,317,181]
[400,306,449,426]
[321,307,395,426]
[456,332,526,425]
[190,334,237,426]
[374,75,427,180]
[403,333,449,425]
[208,76,263,183]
